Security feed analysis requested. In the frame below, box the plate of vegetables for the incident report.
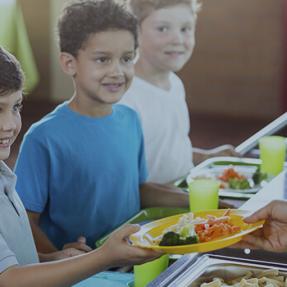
[186,165,268,195]
[130,209,263,254]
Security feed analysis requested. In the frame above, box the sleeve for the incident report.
[135,114,148,184]
[14,131,50,213]
[0,233,18,273]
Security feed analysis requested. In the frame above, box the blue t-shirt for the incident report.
[15,102,147,249]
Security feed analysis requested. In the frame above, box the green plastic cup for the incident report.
[259,136,286,176]
[188,179,219,212]
[134,254,169,287]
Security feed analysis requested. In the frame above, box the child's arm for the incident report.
[0,225,160,287]
[140,183,189,209]
[27,211,92,261]
[193,145,239,165]
[139,183,234,209]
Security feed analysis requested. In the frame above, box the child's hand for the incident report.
[193,144,240,164]
[63,236,92,252]
[208,144,239,158]
[42,236,93,260]
[101,224,162,267]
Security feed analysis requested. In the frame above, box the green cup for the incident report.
[134,254,169,287]
[259,136,286,176]
[188,179,219,212]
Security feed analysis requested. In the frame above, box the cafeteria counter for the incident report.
[74,171,287,286]
[146,171,287,286]
[211,170,287,263]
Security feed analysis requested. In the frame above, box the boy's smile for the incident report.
[139,4,195,73]
[0,90,22,160]
[68,30,136,117]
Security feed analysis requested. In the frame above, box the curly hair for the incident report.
[58,0,138,57]
[0,47,24,96]
[128,0,201,23]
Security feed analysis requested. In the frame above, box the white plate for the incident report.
[186,165,263,198]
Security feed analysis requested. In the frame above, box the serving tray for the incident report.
[147,254,287,287]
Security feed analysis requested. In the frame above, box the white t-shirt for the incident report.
[119,73,193,183]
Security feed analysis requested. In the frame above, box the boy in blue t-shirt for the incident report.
[0,46,159,287]
[15,0,189,258]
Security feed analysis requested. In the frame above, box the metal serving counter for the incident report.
[146,171,287,286]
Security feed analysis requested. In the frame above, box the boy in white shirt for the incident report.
[120,0,236,184]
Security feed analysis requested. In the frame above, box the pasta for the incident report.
[199,269,287,287]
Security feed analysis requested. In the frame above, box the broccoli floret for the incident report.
[159,231,199,246]
[252,167,268,185]
[159,232,180,246]
[228,178,251,189]
[177,179,188,189]
[183,235,199,245]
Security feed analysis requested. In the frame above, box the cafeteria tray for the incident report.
[95,207,188,248]
[235,112,287,155]
[147,254,287,287]
[175,157,267,199]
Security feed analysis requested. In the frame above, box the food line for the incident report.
[138,170,287,287]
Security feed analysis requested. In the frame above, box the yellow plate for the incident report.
[130,209,264,254]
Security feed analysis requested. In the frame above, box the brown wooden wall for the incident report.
[178,0,284,119]
[19,0,51,100]
[20,0,284,120]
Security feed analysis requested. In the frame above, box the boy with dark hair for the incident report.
[0,46,159,287]
[15,0,188,257]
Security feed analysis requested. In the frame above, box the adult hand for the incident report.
[236,200,287,252]
[101,224,162,267]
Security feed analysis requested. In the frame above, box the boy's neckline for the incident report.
[61,102,119,122]
[134,73,175,93]
[67,100,114,119]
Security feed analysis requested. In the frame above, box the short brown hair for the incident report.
[58,0,138,57]
[129,0,201,23]
[0,47,24,96]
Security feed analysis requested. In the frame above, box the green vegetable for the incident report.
[159,231,198,246]
[252,167,268,185]
[228,178,251,189]
[177,179,188,189]
[179,225,190,238]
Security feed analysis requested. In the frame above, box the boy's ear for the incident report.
[59,52,77,76]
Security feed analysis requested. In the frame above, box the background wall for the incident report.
[20,0,285,120]
[50,0,73,101]
[179,0,284,119]
[19,0,50,100]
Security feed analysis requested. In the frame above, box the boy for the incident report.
[0,46,159,286]
[120,0,236,184]
[14,0,188,257]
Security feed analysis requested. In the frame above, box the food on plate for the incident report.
[218,168,251,190]
[252,167,268,185]
[200,268,286,287]
[158,210,240,246]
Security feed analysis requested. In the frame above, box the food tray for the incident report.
[95,207,188,247]
[175,157,267,199]
[130,209,263,254]
[147,254,287,287]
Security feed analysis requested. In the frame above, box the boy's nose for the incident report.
[170,31,184,44]
[109,61,124,76]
